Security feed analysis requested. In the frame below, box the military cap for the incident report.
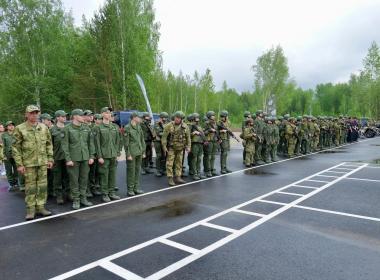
[130,112,140,119]
[25,105,40,113]
[297,116,302,121]
[220,110,229,117]
[5,121,15,127]
[83,110,93,116]
[206,111,215,118]
[54,110,67,118]
[284,114,290,119]
[256,110,263,115]
[100,107,113,113]
[243,111,251,118]
[94,114,102,120]
[174,111,185,119]
[40,113,52,120]
[193,113,200,119]
[71,109,84,116]
[159,112,169,119]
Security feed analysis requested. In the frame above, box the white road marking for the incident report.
[50,162,358,280]
[293,205,380,222]
[159,239,200,254]
[323,170,347,174]
[202,222,238,233]
[277,191,304,197]
[99,261,144,280]
[344,177,380,183]
[1,138,372,232]
[364,166,380,169]
[317,175,339,178]
[305,179,330,183]
[333,167,356,171]
[289,185,319,190]
[233,209,265,217]
[258,199,288,206]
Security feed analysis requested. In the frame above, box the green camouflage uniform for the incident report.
[13,122,53,212]
[203,119,219,176]
[243,124,256,166]
[141,119,154,173]
[161,121,191,179]
[285,121,297,157]
[217,120,232,173]
[190,120,206,180]
[94,122,122,198]
[308,120,315,152]
[270,122,279,161]
[313,121,320,151]
[124,122,146,194]
[153,121,166,176]
[2,131,21,188]
[62,122,95,206]
[299,119,310,154]
[254,117,265,162]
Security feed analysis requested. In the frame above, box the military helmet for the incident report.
[159,112,169,119]
[297,116,302,121]
[278,116,284,121]
[206,111,215,119]
[243,111,251,118]
[284,114,290,119]
[193,113,200,119]
[187,114,194,122]
[220,110,229,117]
[174,111,185,119]
[256,110,263,116]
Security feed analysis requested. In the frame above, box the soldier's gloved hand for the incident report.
[66,161,74,167]
[47,161,54,169]
[89,159,94,165]
[17,166,25,175]
[98,158,105,165]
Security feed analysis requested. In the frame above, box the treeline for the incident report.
[0,0,379,125]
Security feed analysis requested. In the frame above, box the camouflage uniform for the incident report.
[312,119,320,151]
[141,113,154,174]
[2,126,22,190]
[203,111,219,177]
[285,118,297,157]
[299,117,310,154]
[254,111,265,163]
[13,106,54,219]
[153,112,168,177]
[161,111,191,186]
[190,113,206,180]
[242,120,256,166]
[241,111,251,162]
[217,111,232,173]
[270,119,280,161]
[62,109,95,209]
[124,115,146,195]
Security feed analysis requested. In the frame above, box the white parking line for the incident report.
[232,209,265,217]
[323,170,347,174]
[99,262,144,280]
[289,185,319,190]
[1,138,373,232]
[202,222,237,233]
[277,191,304,197]
[333,167,356,171]
[305,179,330,183]
[293,205,380,222]
[159,239,200,254]
[50,162,360,280]
[344,177,380,183]
[317,175,339,178]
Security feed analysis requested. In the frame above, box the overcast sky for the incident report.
[62,0,380,92]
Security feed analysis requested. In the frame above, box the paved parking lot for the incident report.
[1,137,379,280]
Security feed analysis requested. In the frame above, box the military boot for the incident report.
[175,176,186,184]
[200,174,207,179]
[109,194,121,200]
[155,171,163,177]
[193,174,201,181]
[127,187,136,196]
[72,201,80,210]
[80,198,93,207]
[56,195,64,205]
[134,188,144,195]
[102,195,111,203]
[206,172,212,177]
[141,169,147,175]
[221,169,227,174]
[25,208,35,221]
[36,206,52,217]
[211,170,218,176]
[168,177,176,186]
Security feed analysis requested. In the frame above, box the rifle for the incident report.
[217,122,240,142]
[191,124,208,145]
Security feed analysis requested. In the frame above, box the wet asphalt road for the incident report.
[0,138,380,280]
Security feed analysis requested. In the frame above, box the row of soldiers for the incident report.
[1,105,362,220]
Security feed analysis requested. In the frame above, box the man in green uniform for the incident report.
[270,117,280,162]
[83,110,97,198]
[50,110,69,204]
[62,109,95,210]
[203,111,219,177]
[285,117,297,158]
[94,107,121,202]
[41,113,54,196]
[41,113,53,129]
[124,112,146,196]
[262,117,273,163]
[161,111,191,186]
[217,110,234,174]
[186,114,195,176]
[190,113,207,180]
[141,112,154,175]
[242,111,252,163]
[242,118,256,167]
[294,116,302,155]
[13,105,54,220]
[312,117,320,151]
[2,121,22,191]
[254,110,265,164]
[153,112,169,177]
